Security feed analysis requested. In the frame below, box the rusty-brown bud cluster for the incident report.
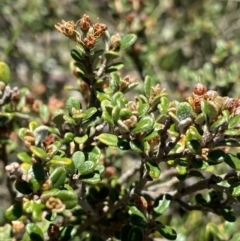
[54,20,76,40]
[46,197,65,213]
[55,14,108,50]
[78,14,91,32]
[225,97,240,116]
[188,83,240,118]
[188,83,207,112]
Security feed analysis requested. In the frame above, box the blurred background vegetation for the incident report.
[2,0,240,240]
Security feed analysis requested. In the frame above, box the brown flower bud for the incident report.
[110,34,121,51]
[79,14,92,32]
[55,20,76,41]
[193,83,207,96]
[93,23,107,38]
[83,34,96,49]
[46,197,65,213]
[135,196,148,211]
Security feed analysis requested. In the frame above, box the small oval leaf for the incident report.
[120,34,137,50]
[98,133,118,147]
[50,167,67,188]
[127,227,143,241]
[26,223,44,241]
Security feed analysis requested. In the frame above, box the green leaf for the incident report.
[0,113,14,127]
[64,132,74,142]
[102,110,114,125]
[229,114,240,129]
[208,149,225,164]
[127,227,143,241]
[176,102,193,121]
[106,62,124,73]
[158,96,169,115]
[186,140,201,155]
[131,116,155,134]
[155,223,177,240]
[154,194,172,215]
[74,134,88,144]
[0,224,11,240]
[224,129,240,136]
[201,99,218,122]
[143,131,159,142]
[129,215,148,229]
[144,75,153,98]
[219,207,236,222]
[66,97,81,115]
[0,62,11,84]
[214,139,240,147]
[192,158,209,170]
[17,152,32,163]
[49,157,75,175]
[121,224,132,241]
[30,146,48,159]
[15,180,32,194]
[205,223,219,241]
[80,172,101,184]
[59,226,77,241]
[98,133,118,146]
[31,201,44,221]
[55,190,78,209]
[119,108,132,119]
[210,112,228,131]
[96,91,110,101]
[138,102,149,117]
[112,105,121,124]
[185,126,202,142]
[195,194,208,206]
[83,146,101,165]
[225,153,240,170]
[120,34,137,50]
[26,223,44,241]
[72,151,85,169]
[41,188,60,203]
[112,91,127,107]
[5,202,23,221]
[145,161,161,179]
[78,161,95,175]
[50,167,66,188]
[82,107,98,122]
[130,140,144,153]
[128,206,147,221]
[175,159,188,175]
[188,170,205,178]
[229,182,240,197]
[39,104,50,123]
[71,49,83,62]
[29,121,39,132]
[104,50,120,60]
[110,72,120,92]
[28,163,45,192]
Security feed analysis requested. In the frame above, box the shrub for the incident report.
[1,12,240,241]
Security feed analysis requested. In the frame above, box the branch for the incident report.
[77,162,150,234]
[117,161,141,185]
[77,192,131,234]
[172,174,227,200]
[145,168,177,189]
[78,182,97,217]
[175,198,213,212]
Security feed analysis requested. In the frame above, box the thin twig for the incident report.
[78,182,97,217]
[145,168,177,188]
[117,161,141,185]
[172,174,226,200]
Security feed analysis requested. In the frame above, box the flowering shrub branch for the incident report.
[1,13,240,241]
